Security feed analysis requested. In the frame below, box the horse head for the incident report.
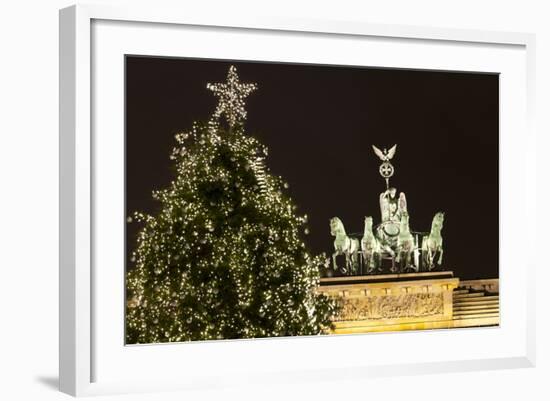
[432,212,445,231]
[399,211,410,227]
[365,216,373,230]
[364,216,374,233]
[330,217,345,236]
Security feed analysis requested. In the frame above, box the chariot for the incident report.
[329,144,444,276]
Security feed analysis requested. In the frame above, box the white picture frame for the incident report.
[59,4,536,397]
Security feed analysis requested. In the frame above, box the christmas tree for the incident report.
[126,66,338,344]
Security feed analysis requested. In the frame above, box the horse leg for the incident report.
[365,254,372,273]
[369,252,376,273]
[403,251,408,269]
[421,236,429,271]
[422,248,429,270]
[437,247,443,266]
[332,252,338,270]
[344,252,350,274]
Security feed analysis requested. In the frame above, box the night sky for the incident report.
[126,56,499,280]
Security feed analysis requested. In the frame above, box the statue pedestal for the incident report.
[319,271,460,334]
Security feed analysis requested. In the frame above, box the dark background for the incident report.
[126,56,499,280]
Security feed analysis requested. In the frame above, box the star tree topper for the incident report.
[207,65,257,128]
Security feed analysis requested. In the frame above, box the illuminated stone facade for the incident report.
[318,271,499,334]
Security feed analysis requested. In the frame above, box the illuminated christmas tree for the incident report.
[126,66,337,343]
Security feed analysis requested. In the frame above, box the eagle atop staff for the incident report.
[372,144,397,162]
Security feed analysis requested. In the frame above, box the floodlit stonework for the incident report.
[318,271,499,334]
